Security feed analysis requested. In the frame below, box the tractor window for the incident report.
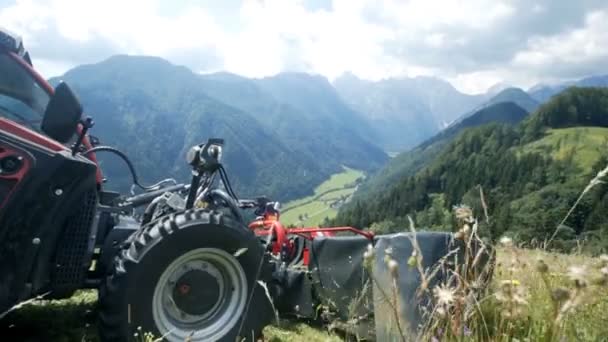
[0,52,49,131]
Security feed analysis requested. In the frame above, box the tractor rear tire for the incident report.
[98,209,271,342]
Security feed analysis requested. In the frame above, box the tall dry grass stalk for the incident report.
[361,191,608,341]
[545,163,608,249]
[0,291,50,320]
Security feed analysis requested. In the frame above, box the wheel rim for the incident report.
[152,248,248,341]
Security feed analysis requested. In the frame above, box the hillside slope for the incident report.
[54,56,385,200]
[448,87,538,128]
[352,101,530,203]
[335,88,608,251]
[198,72,388,175]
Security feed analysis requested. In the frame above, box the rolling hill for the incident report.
[519,127,608,171]
[447,87,539,128]
[335,88,608,251]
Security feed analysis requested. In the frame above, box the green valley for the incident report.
[280,167,364,227]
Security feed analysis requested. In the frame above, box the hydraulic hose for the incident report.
[83,146,176,191]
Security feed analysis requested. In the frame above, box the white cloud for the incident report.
[513,10,608,72]
[378,0,515,31]
[1,0,607,93]
[448,71,505,95]
[1,0,224,70]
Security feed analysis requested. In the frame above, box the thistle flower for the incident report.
[512,288,528,305]
[453,205,473,220]
[551,287,570,302]
[592,275,608,287]
[593,266,608,286]
[499,236,513,248]
[600,254,608,266]
[433,284,456,306]
[536,259,549,274]
[435,306,447,319]
[363,244,375,268]
[383,247,395,265]
[567,265,589,288]
[406,249,418,268]
[496,279,527,306]
[387,259,399,279]
[407,256,418,269]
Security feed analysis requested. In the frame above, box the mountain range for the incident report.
[52,56,388,201]
[350,86,540,201]
[333,73,488,151]
[528,75,608,103]
[49,54,607,204]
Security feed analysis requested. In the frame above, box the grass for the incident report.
[488,246,608,340]
[281,167,364,226]
[0,292,341,341]
[318,189,354,201]
[2,163,606,341]
[2,249,608,341]
[519,127,608,170]
[0,290,98,342]
[368,201,608,342]
[263,323,342,342]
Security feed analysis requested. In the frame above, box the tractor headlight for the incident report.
[209,144,222,163]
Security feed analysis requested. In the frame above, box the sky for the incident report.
[1,0,607,94]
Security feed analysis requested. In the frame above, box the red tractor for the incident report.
[0,28,379,341]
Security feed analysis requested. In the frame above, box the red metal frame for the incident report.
[252,225,374,240]
[263,226,375,240]
[0,118,66,152]
[249,210,374,266]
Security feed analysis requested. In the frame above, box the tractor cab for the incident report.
[0,28,102,186]
[1,28,81,143]
[0,30,50,132]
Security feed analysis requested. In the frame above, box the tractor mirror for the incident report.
[42,82,83,143]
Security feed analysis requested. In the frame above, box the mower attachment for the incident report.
[269,231,492,340]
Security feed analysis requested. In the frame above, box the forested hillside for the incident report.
[352,101,530,203]
[335,87,608,252]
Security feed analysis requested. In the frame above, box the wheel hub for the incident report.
[152,248,248,342]
[172,269,222,316]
